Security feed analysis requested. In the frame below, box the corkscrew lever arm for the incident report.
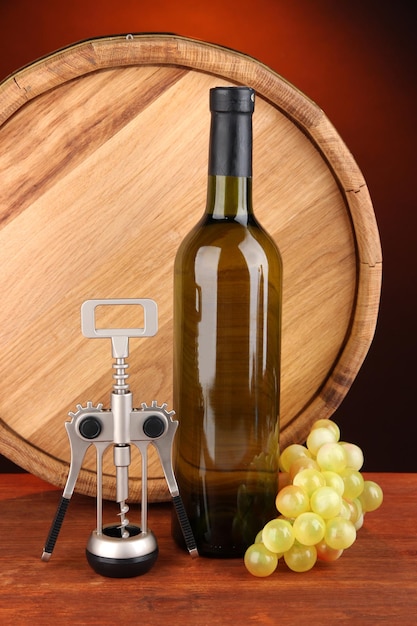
[150,419,198,558]
[41,420,92,561]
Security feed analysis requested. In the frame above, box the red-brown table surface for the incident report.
[0,473,415,625]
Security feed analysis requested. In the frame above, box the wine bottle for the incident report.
[172,86,282,557]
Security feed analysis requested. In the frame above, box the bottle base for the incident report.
[172,512,249,558]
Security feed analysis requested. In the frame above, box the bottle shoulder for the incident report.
[178,215,280,249]
[175,216,282,270]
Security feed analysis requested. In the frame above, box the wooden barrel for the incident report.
[0,34,382,502]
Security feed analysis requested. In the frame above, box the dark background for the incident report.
[1,0,416,472]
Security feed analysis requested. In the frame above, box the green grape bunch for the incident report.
[244,419,383,576]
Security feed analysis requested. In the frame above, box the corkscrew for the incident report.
[41,298,198,577]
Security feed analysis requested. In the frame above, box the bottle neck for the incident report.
[205,176,253,222]
[206,109,253,222]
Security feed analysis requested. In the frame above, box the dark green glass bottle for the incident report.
[172,86,282,557]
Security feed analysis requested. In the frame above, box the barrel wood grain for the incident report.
[0,35,382,501]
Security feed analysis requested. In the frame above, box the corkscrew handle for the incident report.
[41,496,71,561]
[81,299,158,358]
[172,495,198,557]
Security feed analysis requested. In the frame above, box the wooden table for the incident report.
[0,473,415,625]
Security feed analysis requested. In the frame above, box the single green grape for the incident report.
[289,456,320,481]
[339,468,364,500]
[321,470,345,496]
[292,512,326,546]
[262,518,294,554]
[316,442,347,472]
[275,485,310,518]
[325,517,357,550]
[279,443,312,472]
[293,468,326,496]
[311,419,341,441]
[350,498,363,524]
[354,512,365,530]
[341,499,363,527]
[339,442,364,471]
[310,486,342,519]
[306,427,337,456]
[339,499,353,520]
[244,543,279,577]
[315,539,344,562]
[284,542,317,572]
[359,480,383,512]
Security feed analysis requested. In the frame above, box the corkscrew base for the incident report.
[86,524,159,578]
